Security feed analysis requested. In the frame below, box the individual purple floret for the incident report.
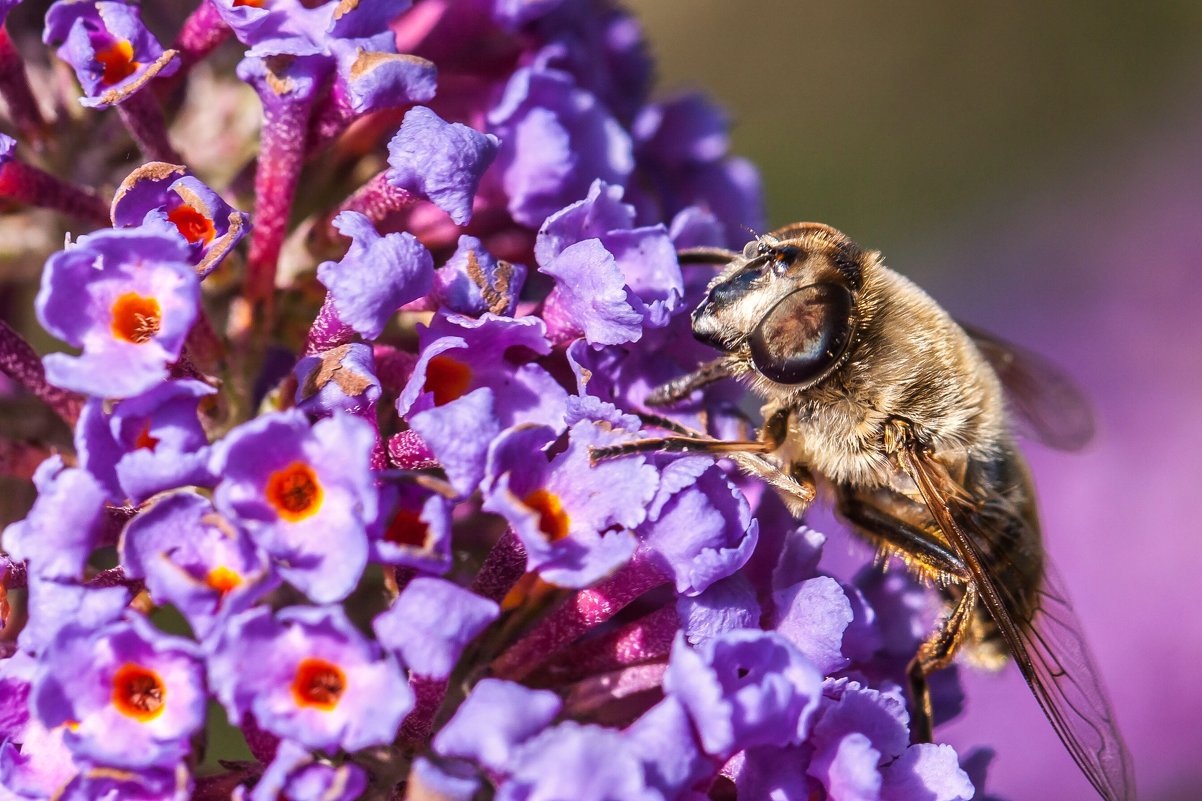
[246,740,367,801]
[43,0,179,107]
[369,478,454,571]
[210,411,378,603]
[488,57,633,228]
[637,456,759,597]
[432,235,527,317]
[397,313,567,494]
[207,605,412,753]
[211,0,335,58]
[537,180,683,336]
[36,227,199,399]
[294,343,381,417]
[1,456,107,581]
[33,615,206,769]
[0,652,79,798]
[317,211,434,340]
[432,678,561,773]
[75,378,215,504]
[119,490,278,638]
[407,757,480,801]
[387,106,499,225]
[663,629,823,758]
[482,419,656,587]
[373,578,499,679]
[111,162,251,278]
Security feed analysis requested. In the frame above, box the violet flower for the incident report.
[0,3,1004,799]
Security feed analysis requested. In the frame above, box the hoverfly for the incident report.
[591,222,1134,801]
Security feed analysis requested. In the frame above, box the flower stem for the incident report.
[543,604,679,682]
[490,557,670,681]
[0,161,110,227]
[0,25,48,143]
[470,530,527,604]
[116,89,182,163]
[0,319,83,424]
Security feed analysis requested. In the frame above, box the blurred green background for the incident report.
[625,2,1202,800]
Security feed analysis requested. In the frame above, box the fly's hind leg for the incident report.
[839,492,976,743]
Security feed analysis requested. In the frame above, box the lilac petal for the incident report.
[737,744,821,801]
[252,740,368,801]
[812,683,911,766]
[498,722,663,801]
[332,43,436,114]
[542,238,643,345]
[676,573,761,645]
[880,743,975,801]
[372,578,499,679]
[433,678,561,772]
[808,732,883,801]
[773,576,853,676]
[1,456,107,581]
[623,698,708,799]
[17,576,130,656]
[663,630,823,757]
[407,387,500,497]
[387,106,499,225]
[317,211,434,340]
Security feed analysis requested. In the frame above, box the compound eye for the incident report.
[749,283,855,385]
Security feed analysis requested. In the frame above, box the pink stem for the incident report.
[0,319,83,424]
[311,170,415,252]
[0,26,47,143]
[398,675,448,747]
[116,90,182,163]
[0,161,110,227]
[245,96,312,314]
[490,557,671,681]
[387,430,438,470]
[470,530,527,604]
[304,294,355,355]
[172,1,231,74]
[562,663,669,719]
[545,604,680,683]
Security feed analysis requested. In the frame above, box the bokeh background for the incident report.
[624,1,1202,799]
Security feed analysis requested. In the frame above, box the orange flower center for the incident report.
[523,488,570,542]
[167,204,216,245]
[110,293,162,344]
[96,39,138,86]
[291,658,345,710]
[205,566,242,593]
[233,0,264,7]
[384,508,428,548]
[265,462,324,522]
[423,355,472,406]
[111,663,166,721]
[134,420,160,451]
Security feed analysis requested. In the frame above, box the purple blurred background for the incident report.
[627,2,1202,798]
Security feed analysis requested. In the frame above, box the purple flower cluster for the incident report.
[0,2,998,799]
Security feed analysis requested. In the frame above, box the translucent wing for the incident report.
[896,441,1135,801]
[960,323,1096,451]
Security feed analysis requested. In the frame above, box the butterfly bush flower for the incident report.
[0,2,999,799]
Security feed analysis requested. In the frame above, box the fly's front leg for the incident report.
[588,406,790,463]
[644,357,733,407]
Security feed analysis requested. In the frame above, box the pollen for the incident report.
[95,39,138,86]
[110,293,162,344]
[384,508,428,548]
[291,658,346,710]
[167,204,216,245]
[205,566,242,593]
[522,488,570,542]
[111,663,166,722]
[423,355,472,406]
[265,462,324,522]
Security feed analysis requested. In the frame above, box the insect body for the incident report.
[592,223,1133,801]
